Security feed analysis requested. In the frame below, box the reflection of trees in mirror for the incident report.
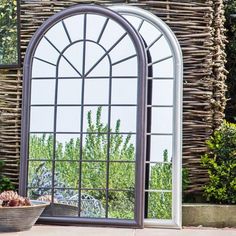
[0,0,18,65]
[28,107,135,218]
[29,107,175,219]
[148,149,172,219]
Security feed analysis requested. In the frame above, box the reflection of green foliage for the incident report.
[201,121,236,204]
[148,192,172,219]
[29,107,135,219]
[28,107,178,219]
[0,160,14,192]
[149,150,172,190]
[148,149,172,219]
[0,0,18,65]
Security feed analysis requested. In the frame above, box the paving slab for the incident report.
[136,227,236,236]
[0,225,235,236]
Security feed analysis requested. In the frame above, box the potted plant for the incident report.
[0,160,48,232]
[183,121,236,227]
[0,191,49,232]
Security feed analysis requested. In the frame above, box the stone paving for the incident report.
[1,226,236,236]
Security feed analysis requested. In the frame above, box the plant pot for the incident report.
[182,203,236,228]
[0,200,49,232]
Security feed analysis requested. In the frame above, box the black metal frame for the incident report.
[0,0,21,69]
[20,5,147,228]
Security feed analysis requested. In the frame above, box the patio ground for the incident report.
[1,226,236,236]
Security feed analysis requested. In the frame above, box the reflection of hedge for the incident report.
[29,108,172,219]
[0,0,18,64]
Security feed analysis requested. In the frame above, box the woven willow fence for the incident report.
[0,0,227,193]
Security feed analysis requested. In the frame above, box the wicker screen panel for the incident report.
[0,69,22,185]
[0,0,226,193]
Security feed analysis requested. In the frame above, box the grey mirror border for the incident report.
[0,0,21,69]
[111,6,183,229]
[19,4,147,228]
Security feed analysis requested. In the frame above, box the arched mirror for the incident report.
[20,5,147,228]
[20,4,182,229]
[111,6,182,228]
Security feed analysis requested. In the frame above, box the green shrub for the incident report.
[0,160,14,192]
[201,121,236,204]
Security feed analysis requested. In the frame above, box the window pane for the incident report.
[151,107,173,134]
[54,161,79,189]
[43,203,77,217]
[123,15,143,30]
[146,192,172,219]
[83,106,108,133]
[149,135,173,162]
[45,21,70,52]
[56,134,80,160]
[84,79,109,104]
[109,134,136,161]
[146,163,172,190]
[152,80,173,106]
[82,134,108,161]
[149,36,172,62]
[49,189,79,217]
[81,190,106,218]
[81,162,107,189]
[111,79,137,104]
[109,163,135,190]
[111,106,137,133]
[152,57,173,78]
[28,161,52,189]
[86,14,107,42]
[32,58,56,78]
[99,19,126,51]
[31,79,55,105]
[28,188,52,201]
[64,15,84,42]
[54,189,79,207]
[112,57,138,77]
[85,42,110,77]
[61,42,83,76]
[29,134,54,160]
[108,191,134,219]
[139,21,162,46]
[57,79,82,104]
[109,35,136,64]
[34,37,59,65]
[56,106,81,132]
[30,107,54,132]
[58,45,83,77]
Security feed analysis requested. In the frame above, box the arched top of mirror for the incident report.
[24,5,147,80]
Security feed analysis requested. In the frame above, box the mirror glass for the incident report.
[30,107,54,132]
[108,191,134,219]
[122,12,176,223]
[57,79,82,104]
[84,79,109,104]
[27,11,142,222]
[149,135,173,162]
[31,80,55,105]
[111,79,137,104]
[151,107,173,134]
[152,80,173,106]
[146,192,172,219]
[56,106,81,132]
[110,106,137,132]
[0,0,19,66]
